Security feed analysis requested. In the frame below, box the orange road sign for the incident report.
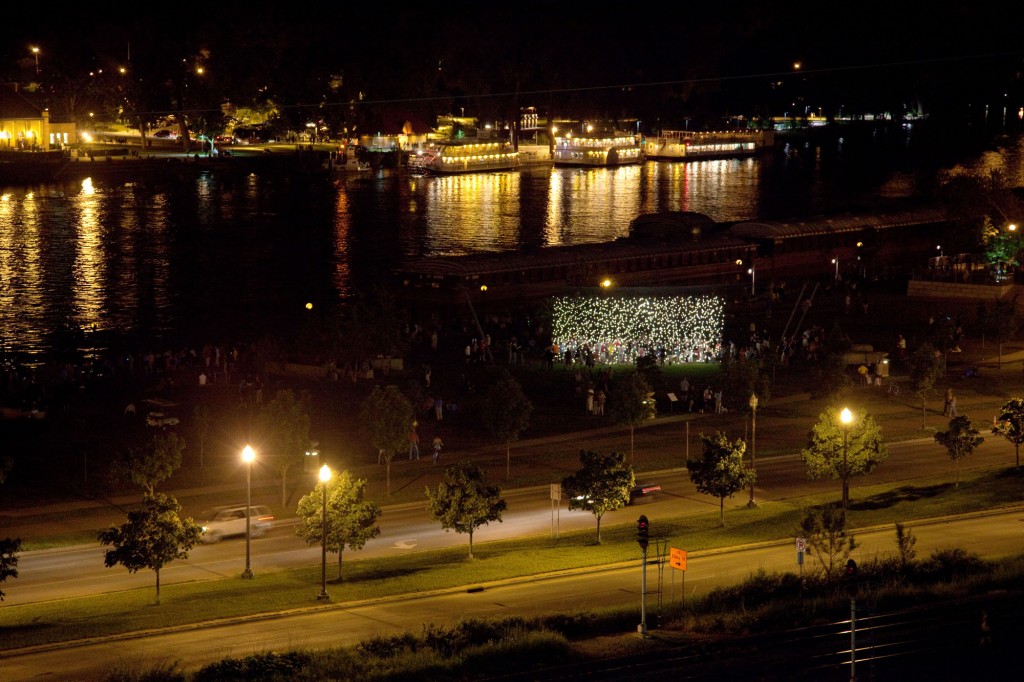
[670,547,687,571]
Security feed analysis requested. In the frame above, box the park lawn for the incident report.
[3,464,1022,652]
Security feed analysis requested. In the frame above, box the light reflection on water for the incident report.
[0,137,1020,359]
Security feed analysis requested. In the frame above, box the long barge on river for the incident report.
[394,201,947,305]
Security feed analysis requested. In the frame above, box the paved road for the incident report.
[4,508,1022,682]
[6,432,1018,608]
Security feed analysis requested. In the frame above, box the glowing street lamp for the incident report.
[31,46,40,76]
[241,445,255,579]
[316,464,332,602]
[831,257,839,283]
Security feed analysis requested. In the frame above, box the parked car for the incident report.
[199,505,274,543]
[145,411,179,427]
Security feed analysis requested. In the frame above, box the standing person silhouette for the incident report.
[432,435,443,464]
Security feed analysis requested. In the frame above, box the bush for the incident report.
[192,651,312,682]
[917,548,993,583]
[355,632,419,659]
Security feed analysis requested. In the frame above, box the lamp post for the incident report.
[748,266,755,296]
[31,46,39,75]
[840,407,853,510]
[317,464,331,602]
[241,445,255,579]
[831,257,839,283]
[748,394,758,507]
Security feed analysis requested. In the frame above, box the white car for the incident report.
[200,505,274,543]
[145,412,179,427]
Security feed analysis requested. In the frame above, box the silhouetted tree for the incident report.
[934,416,984,487]
[481,373,533,480]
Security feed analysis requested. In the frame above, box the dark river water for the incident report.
[1,127,1022,360]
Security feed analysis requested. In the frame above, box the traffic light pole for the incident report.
[637,515,650,638]
[640,544,647,637]
[850,597,856,681]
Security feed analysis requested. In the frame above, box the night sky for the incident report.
[3,4,1024,132]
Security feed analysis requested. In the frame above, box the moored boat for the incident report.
[552,133,644,167]
[644,130,774,161]
[407,139,520,175]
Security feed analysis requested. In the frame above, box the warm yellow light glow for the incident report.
[735,259,743,266]
[600,278,612,288]
[305,302,313,310]
[840,407,853,425]
[319,464,332,483]
[1009,224,1018,232]
[242,445,255,463]
[480,284,487,291]
[793,61,801,70]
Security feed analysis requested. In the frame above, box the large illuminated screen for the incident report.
[551,295,725,364]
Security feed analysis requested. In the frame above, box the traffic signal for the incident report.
[845,558,858,596]
[637,515,650,550]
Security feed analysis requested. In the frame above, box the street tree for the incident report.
[110,432,185,496]
[908,342,943,429]
[425,461,506,559]
[992,398,1024,470]
[256,389,312,507]
[192,404,211,470]
[687,432,755,526]
[481,372,533,480]
[0,537,19,602]
[801,408,888,510]
[97,493,202,605]
[934,415,985,487]
[798,504,857,582]
[895,521,918,571]
[808,321,853,402]
[607,371,656,461]
[720,355,772,412]
[0,456,19,602]
[984,297,1020,368]
[359,384,414,496]
[561,450,634,543]
[338,285,410,371]
[295,470,381,581]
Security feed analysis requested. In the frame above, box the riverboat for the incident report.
[552,133,644,167]
[644,130,774,161]
[394,202,948,305]
[407,139,520,175]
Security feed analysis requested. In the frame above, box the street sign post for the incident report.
[669,547,687,604]
[550,484,561,539]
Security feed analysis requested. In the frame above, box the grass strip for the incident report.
[2,465,1022,652]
